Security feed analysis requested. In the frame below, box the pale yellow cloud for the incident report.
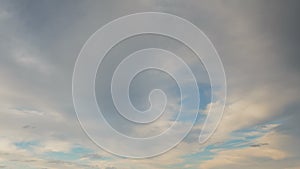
[199,143,287,169]
[198,129,300,169]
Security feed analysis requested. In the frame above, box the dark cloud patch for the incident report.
[22,124,36,129]
[106,167,117,169]
[47,160,97,168]
[81,153,103,160]
[250,143,269,147]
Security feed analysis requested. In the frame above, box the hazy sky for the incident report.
[0,0,300,169]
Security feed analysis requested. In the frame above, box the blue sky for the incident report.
[0,0,300,169]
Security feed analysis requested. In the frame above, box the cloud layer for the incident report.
[0,0,300,168]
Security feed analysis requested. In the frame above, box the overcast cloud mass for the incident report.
[0,0,300,168]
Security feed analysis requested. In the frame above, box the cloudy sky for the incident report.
[1,0,300,169]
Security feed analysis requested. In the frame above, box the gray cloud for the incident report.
[0,0,300,168]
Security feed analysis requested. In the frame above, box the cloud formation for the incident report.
[0,0,300,169]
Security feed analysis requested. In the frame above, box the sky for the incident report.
[0,0,300,168]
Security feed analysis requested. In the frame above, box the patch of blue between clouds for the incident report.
[43,146,92,161]
[14,141,110,162]
[177,121,281,168]
[15,140,39,150]
[178,83,211,123]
